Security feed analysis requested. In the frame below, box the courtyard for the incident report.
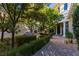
[0,3,79,56]
[34,36,79,56]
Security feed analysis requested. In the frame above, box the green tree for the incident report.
[25,4,63,34]
[39,5,63,33]
[1,3,25,48]
[22,3,45,32]
[73,5,79,49]
[0,13,9,42]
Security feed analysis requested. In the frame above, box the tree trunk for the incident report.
[28,25,32,32]
[11,26,15,48]
[1,30,4,42]
[30,25,33,32]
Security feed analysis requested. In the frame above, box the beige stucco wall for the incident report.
[68,18,73,33]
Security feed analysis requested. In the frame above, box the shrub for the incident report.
[7,35,50,56]
[7,48,17,56]
[0,43,8,49]
[66,32,73,39]
[73,5,79,50]
[2,35,36,47]
[15,35,36,46]
[17,44,32,56]
[0,43,11,55]
[66,32,73,43]
[7,43,32,56]
[31,35,49,54]
[31,39,45,54]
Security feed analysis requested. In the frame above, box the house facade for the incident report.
[55,3,73,37]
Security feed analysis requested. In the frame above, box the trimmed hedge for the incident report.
[3,35,36,46]
[15,35,36,46]
[7,48,17,56]
[31,36,50,54]
[7,35,50,56]
[0,43,11,56]
[7,44,32,56]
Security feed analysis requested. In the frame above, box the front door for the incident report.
[60,23,63,36]
[57,24,60,35]
[57,23,63,36]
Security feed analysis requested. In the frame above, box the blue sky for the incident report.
[49,3,56,8]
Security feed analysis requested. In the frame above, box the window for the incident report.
[64,3,68,10]
[65,21,69,32]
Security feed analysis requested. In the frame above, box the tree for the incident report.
[39,5,63,33]
[26,18,36,32]
[0,12,9,42]
[22,3,45,32]
[73,5,79,49]
[24,4,63,34]
[1,3,25,48]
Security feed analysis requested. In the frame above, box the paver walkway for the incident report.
[34,36,79,56]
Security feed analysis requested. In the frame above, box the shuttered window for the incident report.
[64,3,68,10]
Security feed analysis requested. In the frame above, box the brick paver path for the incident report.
[34,36,79,56]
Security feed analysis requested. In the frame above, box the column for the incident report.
[63,22,66,37]
[60,24,62,35]
[56,25,57,35]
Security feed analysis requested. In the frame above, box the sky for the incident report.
[48,3,56,8]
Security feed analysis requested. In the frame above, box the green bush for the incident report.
[2,35,36,47]
[15,35,36,46]
[7,48,17,56]
[7,35,50,56]
[66,32,73,43]
[17,44,32,56]
[31,39,45,54]
[0,43,11,55]
[0,43,8,49]
[7,44,32,56]
[73,6,79,50]
[66,32,73,39]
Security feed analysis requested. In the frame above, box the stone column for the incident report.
[60,24,62,35]
[63,22,66,37]
[56,25,57,35]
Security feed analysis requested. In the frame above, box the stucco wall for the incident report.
[68,18,73,33]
